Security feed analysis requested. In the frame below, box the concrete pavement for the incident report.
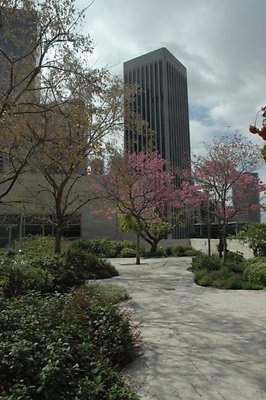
[108,257,266,400]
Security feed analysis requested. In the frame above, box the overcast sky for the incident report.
[78,0,266,181]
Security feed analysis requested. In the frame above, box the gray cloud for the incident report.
[78,0,266,178]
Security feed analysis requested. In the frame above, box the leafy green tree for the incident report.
[235,223,266,257]
[119,214,170,256]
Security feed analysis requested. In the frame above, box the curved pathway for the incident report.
[109,257,266,400]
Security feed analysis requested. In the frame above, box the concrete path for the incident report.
[108,257,266,400]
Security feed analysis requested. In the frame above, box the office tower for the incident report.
[232,172,261,224]
[0,7,37,99]
[0,7,37,171]
[124,48,191,238]
[124,47,190,170]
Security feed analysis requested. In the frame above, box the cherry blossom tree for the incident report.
[190,134,266,262]
[96,152,202,264]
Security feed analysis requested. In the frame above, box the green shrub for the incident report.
[226,251,244,264]
[116,240,136,251]
[33,252,86,292]
[191,253,266,290]
[194,268,212,286]
[0,261,54,298]
[64,287,140,366]
[71,238,116,257]
[243,259,266,287]
[165,246,173,256]
[173,245,186,257]
[140,248,148,257]
[184,248,203,257]
[211,267,235,289]
[226,262,245,275]
[140,247,167,258]
[234,223,266,257]
[15,235,71,256]
[65,247,118,279]
[0,288,140,399]
[70,239,136,258]
[226,275,243,289]
[241,281,264,290]
[192,254,222,271]
[244,257,266,268]
[0,249,119,297]
[119,247,136,258]
[35,249,118,293]
[172,245,200,257]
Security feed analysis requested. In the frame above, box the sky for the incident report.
[77,0,266,181]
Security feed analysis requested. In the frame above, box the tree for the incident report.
[0,0,94,203]
[190,134,266,262]
[235,223,266,257]
[0,112,40,203]
[20,75,125,253]
[96,152,202,264]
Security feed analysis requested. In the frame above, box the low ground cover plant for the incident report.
[1,237,140,398]
[85,282,130,304]
[190,252,266,290]
[0,285,140,399]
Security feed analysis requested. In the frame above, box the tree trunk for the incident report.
[207,198,211,256]
[136,232,141,265]
[217,236,223,259]
[150,241,159,254]
[222,224,227,264]
[55,226,62,254]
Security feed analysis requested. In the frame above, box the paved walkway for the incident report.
[108,257,266,400]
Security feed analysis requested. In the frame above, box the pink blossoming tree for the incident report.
[190,134,266,262]
[97,152,202,264]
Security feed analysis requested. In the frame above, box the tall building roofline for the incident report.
[124,47,186,74]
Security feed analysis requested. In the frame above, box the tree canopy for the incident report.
[190,134,266,261]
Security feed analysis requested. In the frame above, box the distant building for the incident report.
[0,7,38,171]
[232,172,261,224]
[124,48,191,238]
[0,173,126,247]
[0,7,37,98]
[193,173,261,239]
[124,47,190,171]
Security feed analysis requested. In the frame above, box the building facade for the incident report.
[232,172,261,224]
[124,47,190,170]
[0,7,38,171]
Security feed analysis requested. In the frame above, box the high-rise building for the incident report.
[0,7,37,99]
[232,172,261,224]
[0,7,37,171]
[124,48,191,238]
[124,47,190,171]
